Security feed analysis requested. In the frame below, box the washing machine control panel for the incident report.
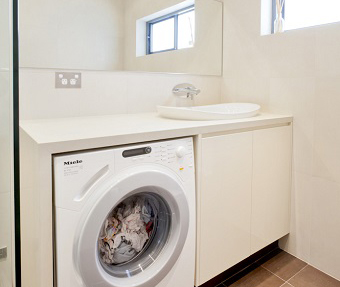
[115,137,194,181]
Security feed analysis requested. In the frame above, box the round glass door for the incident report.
[98,192,171,278]
[75,168,190,287]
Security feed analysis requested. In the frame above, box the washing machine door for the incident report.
[74,165,190,287]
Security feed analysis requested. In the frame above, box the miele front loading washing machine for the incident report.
[53,137,195,287]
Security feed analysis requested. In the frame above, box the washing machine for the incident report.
[53,137,195,287]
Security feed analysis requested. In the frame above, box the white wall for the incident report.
[221,0,340,280]
[19,68,221,120]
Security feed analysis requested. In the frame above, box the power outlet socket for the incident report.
[0,247,7,260]
[55,72,81,89]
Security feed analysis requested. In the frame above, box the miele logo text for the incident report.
[64,160,83,165]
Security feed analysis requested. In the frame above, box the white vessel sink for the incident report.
[157,103,261,120]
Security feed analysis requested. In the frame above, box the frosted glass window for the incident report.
[285,0,340,30]
[178,10,195,49]
[147,6,195,54]
[150,18,175,53]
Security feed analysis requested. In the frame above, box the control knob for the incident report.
[176,146,186,158]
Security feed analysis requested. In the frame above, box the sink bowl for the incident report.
[157,103,261,120]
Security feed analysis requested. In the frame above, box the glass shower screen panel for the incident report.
[0,0,14,285]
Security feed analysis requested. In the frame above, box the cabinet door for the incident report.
[251,125,292,253]
[198,132,253,285]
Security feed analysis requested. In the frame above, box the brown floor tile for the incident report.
[289,265,340,287]
[280,284,293,287]
[228,267,284,287]
[262,250,307,281]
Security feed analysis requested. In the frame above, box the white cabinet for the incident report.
[198,132,253,284]
[196,125,292,286]
[251,126,292,253]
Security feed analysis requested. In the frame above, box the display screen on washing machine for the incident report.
[122,146,152,158]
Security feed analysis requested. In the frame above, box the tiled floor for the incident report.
[216,250,340,287]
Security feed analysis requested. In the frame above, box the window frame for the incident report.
[146,5,195,55]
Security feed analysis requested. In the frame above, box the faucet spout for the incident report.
[172,83,201,99]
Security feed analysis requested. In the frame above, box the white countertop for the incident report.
[20,112,292,151]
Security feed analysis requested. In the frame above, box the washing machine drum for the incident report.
[74,168,190,287]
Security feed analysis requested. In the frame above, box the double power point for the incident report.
[55,72,82,89]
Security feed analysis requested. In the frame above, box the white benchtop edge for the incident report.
[20,112,293,152]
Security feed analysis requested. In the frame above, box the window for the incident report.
[273,0,340,31]
[147,5,195,54]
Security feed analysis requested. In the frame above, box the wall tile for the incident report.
[221,78,239,103]
[266,29,316,78]
[223,2,315,79]
[126,73,173,114]
[77,71,128,116]
[224,0,262,37]
[20,70,127,119]
[315,22,340,78]
[313,77,340,183]
[20,69,221,120]
[20,69,72,119]
[280,172,312,262]
[222,0,271,78]
[269,77,315,174]
[185,75,221,107]
[223,34,272,79]
[310,177,340,280]
[221,77,270,111]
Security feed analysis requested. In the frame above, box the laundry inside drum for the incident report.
[98,191,171,278]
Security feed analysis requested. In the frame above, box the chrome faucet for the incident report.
[172,83,201,100]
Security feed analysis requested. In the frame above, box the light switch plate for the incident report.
[55,72,81,89]
[0,247,7,260]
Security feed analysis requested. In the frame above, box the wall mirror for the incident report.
[19,0,223,75]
